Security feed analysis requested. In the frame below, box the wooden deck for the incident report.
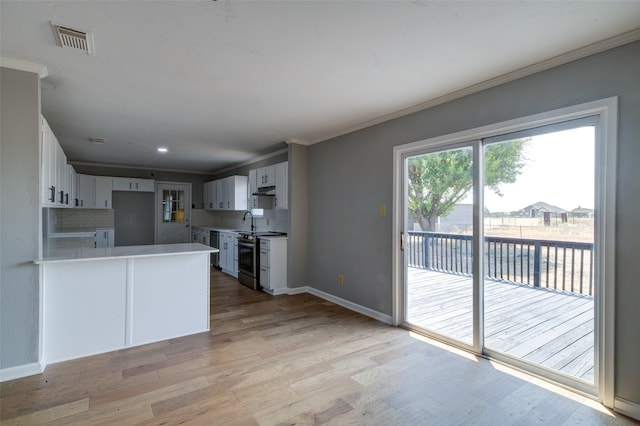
[407,268,594,382]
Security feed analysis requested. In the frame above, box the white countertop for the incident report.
[48,227,115,238]
[37,243,218,264]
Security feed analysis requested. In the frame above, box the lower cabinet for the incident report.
[219,232,238,277]
[40,251,210,365]
[259,237,287,294]
[95,228,115,248]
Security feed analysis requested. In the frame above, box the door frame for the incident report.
[154,181,192,244]
[392,97,617,406]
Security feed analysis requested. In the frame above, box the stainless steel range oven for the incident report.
[237,231,287,291]
[237,234,259,290]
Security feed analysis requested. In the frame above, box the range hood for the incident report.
[252,185,276,196]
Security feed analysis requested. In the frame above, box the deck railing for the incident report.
[407,231,594,295]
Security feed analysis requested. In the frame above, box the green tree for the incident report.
[408,140,527,231]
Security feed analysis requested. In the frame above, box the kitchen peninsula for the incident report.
[36,243,217,367]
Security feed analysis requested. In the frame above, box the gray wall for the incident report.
[288,143,309,288]
[0,67,41,369]
[307,41,640,403]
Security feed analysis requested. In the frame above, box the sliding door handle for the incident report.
[400,232,405,252]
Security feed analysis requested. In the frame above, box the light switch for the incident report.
[379,204,386,217]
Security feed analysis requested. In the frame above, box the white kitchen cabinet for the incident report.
[203,181,217,210]
[219,231,238,277]
[248,169,258,209]
[112,177,155,192]
[274,161,288,210]
[41,117,73,207]
[95,176,113,209]
[257,166,275,188]
[259,237,287,294]
[213,176,248,211]
[76,174,96,208]
[95,228,115,248]
[67,164,78,207]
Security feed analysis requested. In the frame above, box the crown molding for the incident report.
[0,57,48,79]
[310,28,640,145]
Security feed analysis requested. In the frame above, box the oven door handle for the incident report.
[238,241,255,249]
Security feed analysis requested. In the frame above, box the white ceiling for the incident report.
[2,1,639,174]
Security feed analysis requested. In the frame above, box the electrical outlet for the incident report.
[338,274,344,285]
[379,204,386,217]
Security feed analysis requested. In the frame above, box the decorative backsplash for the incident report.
[192,208,289,233]
[49,208,115,231]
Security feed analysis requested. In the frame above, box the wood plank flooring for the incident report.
[1,269,636,425]
[407,268,595,382]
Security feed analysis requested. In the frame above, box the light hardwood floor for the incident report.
[1,269,637,425]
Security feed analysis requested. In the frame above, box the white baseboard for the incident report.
[305,286,393,325]
[614,397,640,421]
[284,286,309,295]
[0,361,43,382]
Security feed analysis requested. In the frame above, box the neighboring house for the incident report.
[572,206,595,218]
[514,201,567,218]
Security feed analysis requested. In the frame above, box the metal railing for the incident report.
[407,231,594,295]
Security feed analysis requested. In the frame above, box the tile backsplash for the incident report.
[192,208,289,233]
[49,208,115,231]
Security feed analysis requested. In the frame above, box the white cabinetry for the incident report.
[112,177,155,192]
[259,237,287,294]
[95,228,115,248]
[203,181,217,210]
[274,162,288,209]
[95,176,113,209]
[41,116,75,208]
[257,166,275,188]
[219,231,238,277]
[76,174,96,208]
[248,169,258,209]
[204,176,248,211]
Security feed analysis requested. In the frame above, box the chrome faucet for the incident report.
[243,210,255,232]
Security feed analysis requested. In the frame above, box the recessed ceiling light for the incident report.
[157,147,168,153]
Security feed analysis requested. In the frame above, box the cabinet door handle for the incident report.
[104,200,108,208]
[49,186,56,202]
[129,182,132,189]
[64,193,69,205]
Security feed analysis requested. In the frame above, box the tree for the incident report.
[408,140,527,231]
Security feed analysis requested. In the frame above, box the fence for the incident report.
[407,231,594,295]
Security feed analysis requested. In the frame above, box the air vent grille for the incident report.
[89,137,105,144]
[51,22,95,55]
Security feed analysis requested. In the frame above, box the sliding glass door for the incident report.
[398,100,615,397]
[405,145,474,346]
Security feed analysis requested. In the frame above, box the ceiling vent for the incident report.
[51,22,95,55]
[89,137,105,144]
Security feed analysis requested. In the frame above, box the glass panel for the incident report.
[405,146,474,345]
[483,126,595,383]
[162,189,186,223]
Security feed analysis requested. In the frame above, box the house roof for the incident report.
[519,201,567,213]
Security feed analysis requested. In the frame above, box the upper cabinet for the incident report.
[112,177,155,192]
[76,174,96,208]
[95,176,113,209]
[257,166,275,188]
[41,116,75,208]
[203,181,217,210]
[203,175,248,211]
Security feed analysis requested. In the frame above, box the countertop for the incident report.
[36,243,218,264]
[48,227,115,238]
